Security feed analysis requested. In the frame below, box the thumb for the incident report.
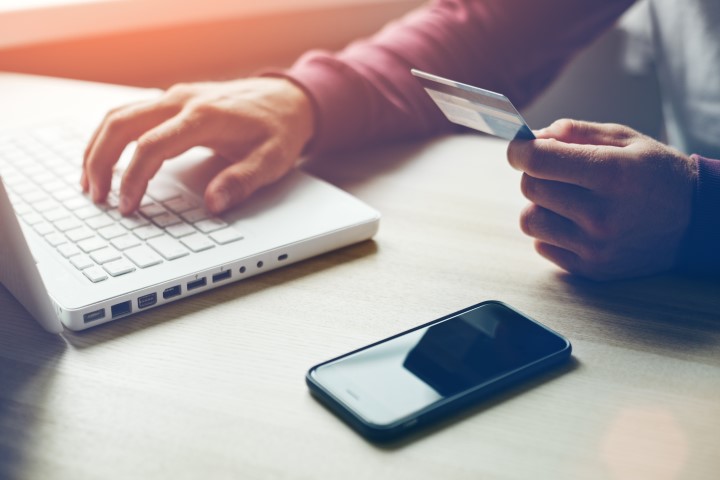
[204,147,293,214]
[535,119,635,147]
[204,155,267,214]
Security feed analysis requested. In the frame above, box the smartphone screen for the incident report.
[307,301,571,440]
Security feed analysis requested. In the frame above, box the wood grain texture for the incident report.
[1,74,719,480]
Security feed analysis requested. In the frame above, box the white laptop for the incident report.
[0,78,380,333]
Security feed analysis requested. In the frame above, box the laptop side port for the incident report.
[212,270,232,283]
[187,277,207,291]
[111,300,132,318]
[83,309,106,323]
[163,285,181,299]
[138,293,157,309]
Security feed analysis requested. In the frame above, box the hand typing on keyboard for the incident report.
[81,78,314,215]
[1,127,246,283]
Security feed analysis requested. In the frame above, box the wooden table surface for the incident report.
[1,73,719,480]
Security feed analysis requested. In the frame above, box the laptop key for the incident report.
[164,195,199,214]
[151,212,182,228]
[139,203,166,218]
[103,258,136,277]
[45,232,68,247]
[58,243,81,258]
[34,222,55,236]
[164,222,196,239]
[86,213,115,230]
[90,247,122,265]
[77,236,107,253]
[43,208,70,222]
[147,235,190,260]
[134,224,164,240]
[209,227,244,245]
[125,245,163,268]
[119,213,149,229]
[83,266,108,283]
[180,207,209,223]
[111,234,142,251]
[54,216,82,232]
[147,182,181,202]
[66,226,95,242]
[63,196,91,210]
[180,233,215,252]
[97,224,127,240]
[70,254,94,270]
[22,212,44,225]
[194,218,227,233]
[75,204,103,220]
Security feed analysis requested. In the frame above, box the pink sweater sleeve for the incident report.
[285,0,634,154]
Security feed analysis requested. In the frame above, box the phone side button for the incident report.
[404,419,419,428]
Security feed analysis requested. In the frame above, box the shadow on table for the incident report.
[0,286,67,480]
[62,239,378,349]
[550,272,720,363]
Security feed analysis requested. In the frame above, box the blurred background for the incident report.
[0,0,662,138]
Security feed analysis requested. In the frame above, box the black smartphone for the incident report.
[306,300,572,442]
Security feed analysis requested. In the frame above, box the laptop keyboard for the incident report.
[0,125,243,283]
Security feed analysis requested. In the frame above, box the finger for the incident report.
[533,241,584,276]
[507,137,624,189]
[534,118,636,147]
[84,98,180,202]
[520,203,588,256]
[204,147,287,214]
[119,111,208,214]
[83,99,157,169]
[520,173,601,230]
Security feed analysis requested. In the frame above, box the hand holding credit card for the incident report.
[411,69,535,141]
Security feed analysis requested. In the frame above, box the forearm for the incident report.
[285,0,634,154]
[679,155,720,274]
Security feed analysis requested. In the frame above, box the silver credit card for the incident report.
[412,69,535,141]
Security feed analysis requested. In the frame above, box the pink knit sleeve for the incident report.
[284,0,634,154]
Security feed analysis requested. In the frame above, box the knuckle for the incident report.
[102,109,131,134]
[583,207,620,241]
[520,174,536,200]
[134,134,159,158]
[610,122,637,139]
[581,240,615,267]
[184,99,214,117]
[519,203,540,236]
[523,147,546,176]
[165,82,195,99]
[553,118,577,137]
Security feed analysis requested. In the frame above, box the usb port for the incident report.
[163,285,181,299]
[83,309,106,323]
[212,270,232,283]
[111,301,132,318]
[278,254,288,261]
[138,293,157,309]
[187,277,207,291]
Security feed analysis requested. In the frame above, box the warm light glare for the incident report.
[0,0,114,13]
[601,406,689,480]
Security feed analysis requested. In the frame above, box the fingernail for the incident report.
[212,189,230,212]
